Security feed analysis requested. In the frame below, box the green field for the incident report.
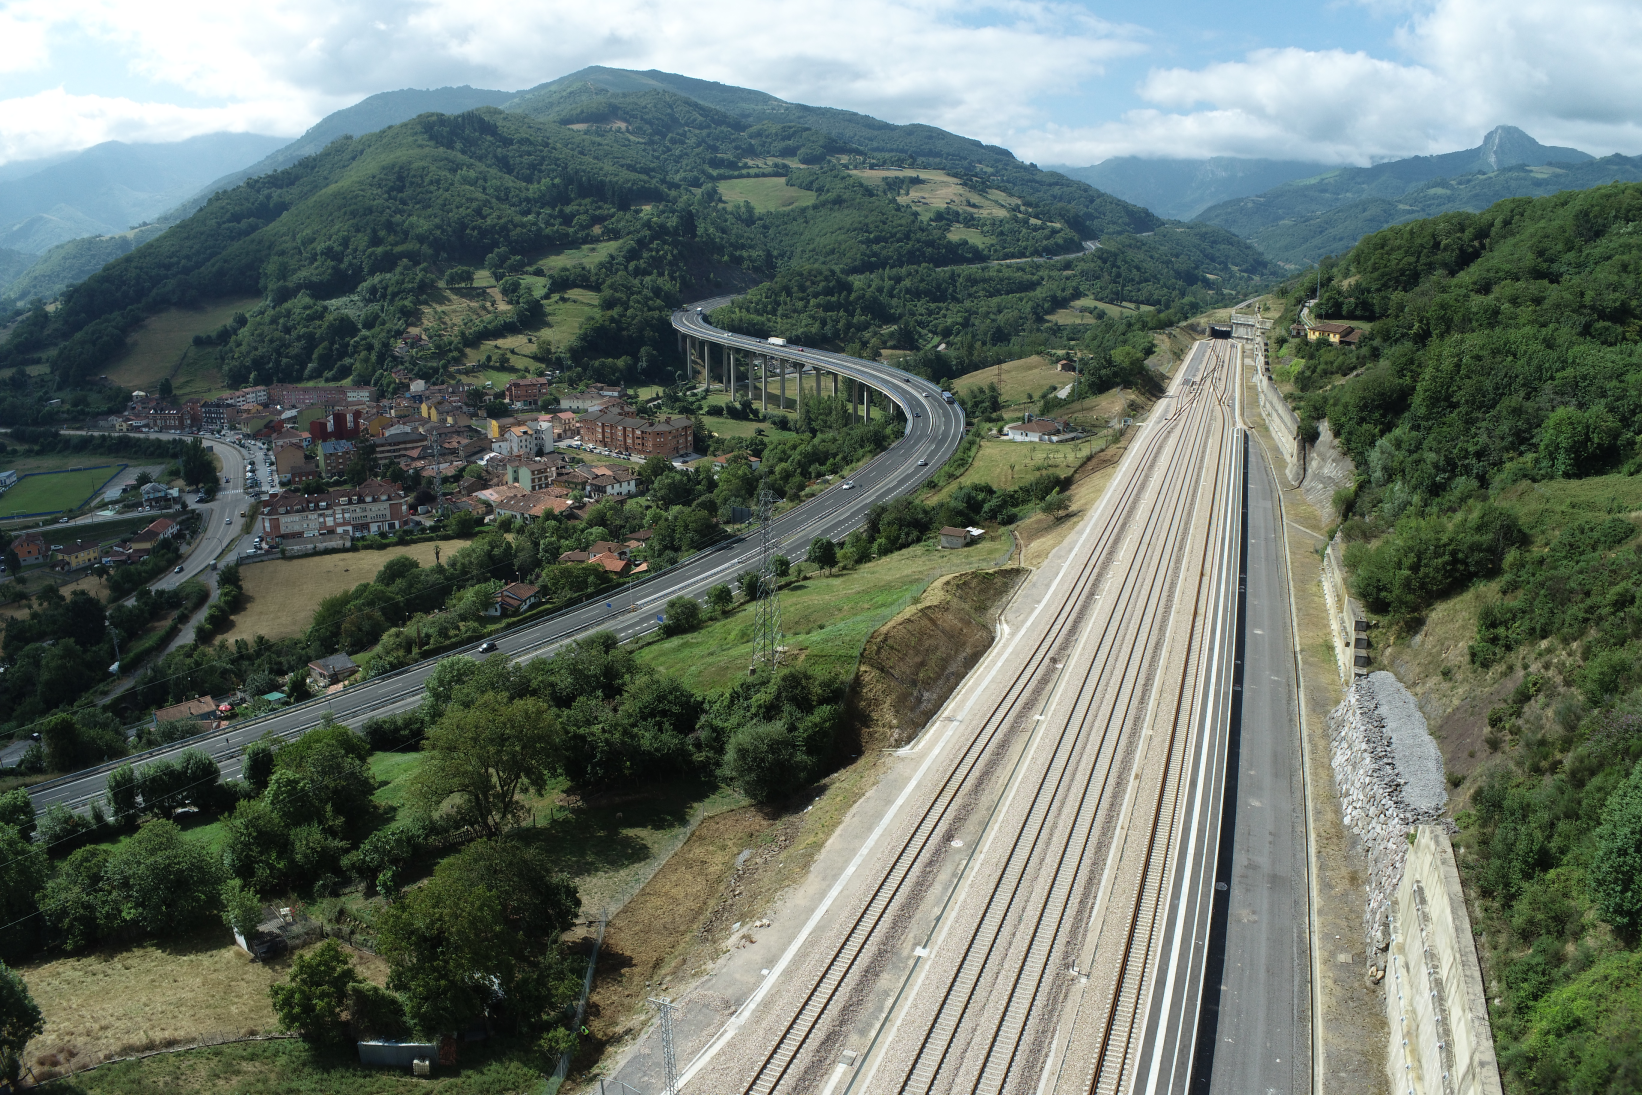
[700,413,799,441]
[636,539,1003,692]
[717,176,816,212]
[0,467,123,517]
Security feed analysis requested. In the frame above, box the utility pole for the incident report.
[749,486,783,674]
[647,996,679,1095]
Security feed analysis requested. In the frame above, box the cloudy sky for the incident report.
[0,0,1637,169]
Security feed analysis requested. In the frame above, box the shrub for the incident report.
[269,938,359,1043]
[662,596,702,636]
[1592,759,1642,935]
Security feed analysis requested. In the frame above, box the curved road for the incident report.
[28,303,965,813]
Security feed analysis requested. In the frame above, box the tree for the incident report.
[738,569,762,601]
[40,713,80,774]
[180,438,214,489]
[106,762,138,826]
[722,721,807,803]
[243,739,274,792]
[444,266,475,288]
[808,536,838,572]
[1040,489,1070,520]
[662,595,702,636]
[0,960,43,1084]
[269,938,359,1043]
[771,555,790,578]
[1593,759,1642,935]
[706,583,733,615]
[0,825,46,940]
[0,789,34,842]
[220,879,262,937]
[378,840,580,1037]
[100,820,222,936]
[410,695,560,838]
[39,845,109,952]
[344,439,379,486]
[377,874,508,1036]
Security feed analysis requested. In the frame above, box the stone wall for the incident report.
[1326,672,1448,956]
[1385,825,1503,1095]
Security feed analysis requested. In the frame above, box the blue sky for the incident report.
[0,0,1636,168]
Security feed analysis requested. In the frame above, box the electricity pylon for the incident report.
[749,486,784,673]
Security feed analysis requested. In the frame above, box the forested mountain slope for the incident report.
[1292,182,1642,1091]
[509,67,1161,239]
[0,83,1268,420]
[1197,126,1603,265]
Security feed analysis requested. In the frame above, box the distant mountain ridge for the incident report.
[1045,157,1330,220]
[167,86,517,221]
[1193,125,1598,263]
[0,133,287,252]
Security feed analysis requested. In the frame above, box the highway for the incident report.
[680,337,1249,1095]
[26,303,966,813]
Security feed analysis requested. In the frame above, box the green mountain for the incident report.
[508,67,1161,239]
[167,86,517,221]
[0,77,1266,412]
[0,225,167,306]
[1046,156,1329,220]
[1196,126,1598,264]
[1298,180,1642,1095]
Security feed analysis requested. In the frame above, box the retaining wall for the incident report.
[1320,535,1364,682]
[1385,825,1503,1095]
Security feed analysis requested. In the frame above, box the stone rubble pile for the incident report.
[1328,671,1447,958]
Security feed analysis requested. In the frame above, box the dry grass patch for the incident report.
[231,540,459,642]
[850,168,1019,220]
[20,932,283,1072]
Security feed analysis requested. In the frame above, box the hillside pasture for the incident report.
[103,297,256,394]
[716,177,816,212]
[951,354,1074,407]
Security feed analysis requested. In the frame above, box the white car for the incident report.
[840,481,855,490]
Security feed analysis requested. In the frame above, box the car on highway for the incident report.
[225,517,232,525]
[173,565,183,573]
[478,640,498,653]
[917,459,927,466]
[840,480,854,490]
[913,410,921,417]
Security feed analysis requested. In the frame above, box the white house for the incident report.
[1004,415,1077,443]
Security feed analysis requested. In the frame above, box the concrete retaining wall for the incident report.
[1385,825,1503,1095]
[1320,535,1364,683]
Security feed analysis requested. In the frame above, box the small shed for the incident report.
[939,526,971,549]
[308,652,359,686]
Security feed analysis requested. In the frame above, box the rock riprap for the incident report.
[1327,671,1448,957]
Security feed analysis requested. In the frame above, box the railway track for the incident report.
[684,338,1245,1095]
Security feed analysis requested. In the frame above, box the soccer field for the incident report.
[0,467,121,518]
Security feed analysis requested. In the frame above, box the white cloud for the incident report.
[0,0,1145,164]
[1011,0,1642,165]
[0,88,299,164]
